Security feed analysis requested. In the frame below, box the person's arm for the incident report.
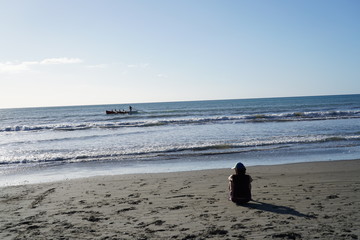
[228,175,234,199]
[249,176,253,190]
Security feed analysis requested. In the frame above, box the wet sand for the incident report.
[0,160,359,239]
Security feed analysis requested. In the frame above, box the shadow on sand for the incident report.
[240,200,316,218]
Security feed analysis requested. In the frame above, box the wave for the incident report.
[1,110,359,132]
[244,110,360,121]
[0,124,93,132]
[154,134,360,154]
[1,133,359,165]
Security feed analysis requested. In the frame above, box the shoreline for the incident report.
[1,159,359,239]
[1,154,359,187]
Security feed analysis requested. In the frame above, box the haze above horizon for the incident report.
[1,0,359,108]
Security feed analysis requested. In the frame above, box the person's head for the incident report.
[232,162,246,175]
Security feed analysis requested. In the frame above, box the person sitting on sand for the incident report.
[228,162,253,204]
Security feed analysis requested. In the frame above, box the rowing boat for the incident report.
[106,110,138,114]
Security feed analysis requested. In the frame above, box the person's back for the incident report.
[228,162,252,204]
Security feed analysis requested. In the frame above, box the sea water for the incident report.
[1,94,359,186]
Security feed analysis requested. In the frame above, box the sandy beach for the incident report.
[0,160,359,240]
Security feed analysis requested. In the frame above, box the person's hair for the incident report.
[236,168,246,175]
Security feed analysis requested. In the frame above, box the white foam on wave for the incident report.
[2,109,359,133]
[1,132,359,165]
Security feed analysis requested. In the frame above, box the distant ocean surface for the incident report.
[1,94,360,186]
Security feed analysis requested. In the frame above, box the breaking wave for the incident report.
[1,133,359,165]
[1,110,359,133]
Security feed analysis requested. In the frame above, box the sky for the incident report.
[0,0,359,108]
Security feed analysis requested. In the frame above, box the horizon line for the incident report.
[1,93,359,110]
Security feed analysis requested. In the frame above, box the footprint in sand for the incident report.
[269,232,302,239]
[117,207,136,213]
[128,193,141,198]
[30,188,55,209]
[326,194,339,200]
[207,198,218,204]
[231,223,246,230]
[128,199,142,205]
[168,205,185,210]
[152,220,165,226]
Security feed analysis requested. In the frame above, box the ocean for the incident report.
[1,94,360,186]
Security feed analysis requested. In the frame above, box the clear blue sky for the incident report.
[1,0,359,108]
